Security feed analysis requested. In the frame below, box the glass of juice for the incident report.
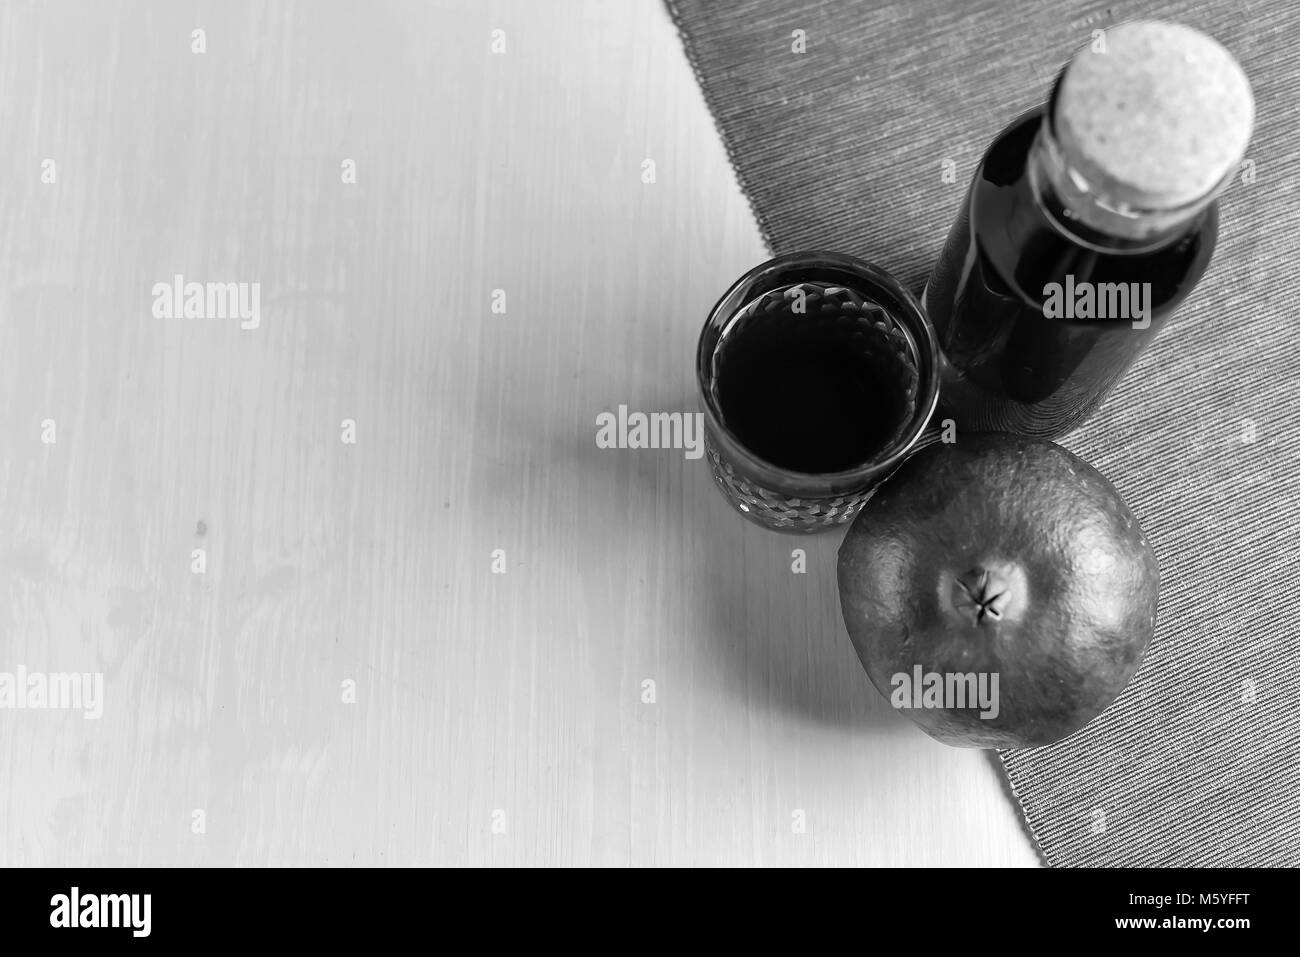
[697,251,940,533]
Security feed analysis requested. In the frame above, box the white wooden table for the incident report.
[0,0,1037,866]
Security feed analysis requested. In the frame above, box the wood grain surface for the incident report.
[0,0,1037,866]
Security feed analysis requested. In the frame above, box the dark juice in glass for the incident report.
[697,253,940,533]
[712,284,912,475]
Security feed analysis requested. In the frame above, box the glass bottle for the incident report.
[923,21,1254,439]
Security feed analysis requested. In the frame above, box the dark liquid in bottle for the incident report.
[710,284,916,474]
[925,107,1218,438]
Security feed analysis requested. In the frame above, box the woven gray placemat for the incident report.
[669,0,1300,866]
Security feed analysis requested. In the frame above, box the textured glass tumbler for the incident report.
[697,251,940,533]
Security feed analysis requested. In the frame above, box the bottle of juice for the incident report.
[924,21,1253,439]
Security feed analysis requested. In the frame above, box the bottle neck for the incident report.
[1027,107,1222,254]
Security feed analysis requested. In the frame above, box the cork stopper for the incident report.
[1054,21,1254,211]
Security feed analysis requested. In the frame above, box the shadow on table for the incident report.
[556,396,912,739]
[684,460,910,738]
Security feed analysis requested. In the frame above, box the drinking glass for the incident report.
[696,251,940,533]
